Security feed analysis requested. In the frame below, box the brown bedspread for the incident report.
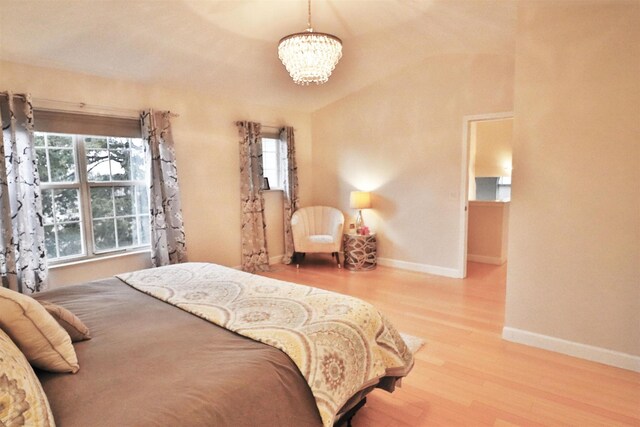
[33,278,323,427]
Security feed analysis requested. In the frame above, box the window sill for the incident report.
[48,248,151,270]
[263,189,284,193]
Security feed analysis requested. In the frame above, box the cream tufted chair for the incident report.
[291,206,345,268]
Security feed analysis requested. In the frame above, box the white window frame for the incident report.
[37,132,150,265]
[497,176,512,201]
[261,133,282,190]
[261,133,283,190]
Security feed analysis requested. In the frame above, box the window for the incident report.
[261,136,281,189]
[497,176,511,201]
[474,176,511,201]
[36,131,150,263]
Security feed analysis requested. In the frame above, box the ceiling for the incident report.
[0,0,517,112]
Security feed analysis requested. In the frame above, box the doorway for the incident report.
[457,112,513,278]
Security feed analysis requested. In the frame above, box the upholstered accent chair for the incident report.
[291,206,345,268]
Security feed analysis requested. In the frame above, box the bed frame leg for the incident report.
[337,397,366,427]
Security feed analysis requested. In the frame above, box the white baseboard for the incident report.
[502,327,640,372]
[467,254,506,265]
[377,257,462,278]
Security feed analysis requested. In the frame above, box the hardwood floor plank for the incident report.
[261,261,640,426]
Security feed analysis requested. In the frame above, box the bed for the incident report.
[29,262,413,426]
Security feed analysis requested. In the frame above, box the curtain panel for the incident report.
[0,92,48,293]
[236,121,269,272]
[279,126,299,264]
[141,110,187,267]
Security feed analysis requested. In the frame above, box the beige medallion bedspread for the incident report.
[117,262,414,427]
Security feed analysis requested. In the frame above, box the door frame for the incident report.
[457,112,514,278]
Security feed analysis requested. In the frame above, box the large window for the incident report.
[36,131,150,262]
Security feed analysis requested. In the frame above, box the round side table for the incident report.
[343,233,377,271]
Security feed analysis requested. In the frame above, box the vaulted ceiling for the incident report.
[0,0,517,112]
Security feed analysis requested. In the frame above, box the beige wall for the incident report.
[474,118,513,178]
[506,1,640,356]
[48,252,151,287]
[467,201,509,265]
[311,54,514,273]
[1,60,311,286]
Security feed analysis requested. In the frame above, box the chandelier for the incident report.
[278,0,343,85]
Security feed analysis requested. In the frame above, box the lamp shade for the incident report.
[350,191,371,209]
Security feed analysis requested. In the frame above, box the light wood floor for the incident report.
[262,259,640,426]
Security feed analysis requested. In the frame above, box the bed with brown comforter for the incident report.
[33,263,413,426]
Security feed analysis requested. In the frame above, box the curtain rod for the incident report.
[34,97,179,119]
[235,123,296,132]
[3,94,179,119]
[0,91,27,99]
[259,124,296,131]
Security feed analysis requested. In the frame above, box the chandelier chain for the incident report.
[307,0,312,30]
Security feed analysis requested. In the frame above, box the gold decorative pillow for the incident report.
[0,287,79,373]
[0,328,55,427]
[39,301,91,342]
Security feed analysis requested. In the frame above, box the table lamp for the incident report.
[350,191,371,233]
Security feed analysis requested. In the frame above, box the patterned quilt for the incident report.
[117,263,414,427]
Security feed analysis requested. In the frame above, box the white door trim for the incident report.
[457,112,514,278]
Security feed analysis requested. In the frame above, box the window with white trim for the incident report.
[35,131,150,263]
[261,136,281,190]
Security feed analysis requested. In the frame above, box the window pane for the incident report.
[109,137,130,149]
[135,186,149,215]
[93,219,116,251]
[41,189,54,225]
[110,148,131,180]
[37,149,49,183]
[44,225,57,258]
[57,223,83,257]
[263,152,277,170]
[86,148,111,181]
[85,137,147,183]
[131,148,147,181]
[54,189,80,222]
[262,138,276,152]
[131,138,145,150]
[48,134,73,148]
[85,137,107,149]
[264,169,278,188]
[139,215,150,245]
[497,185,511,201]
[49,149,76,182]
[114,186,135,216]
[35,133,45,147]
[90,187,114,218]
[116,217,137,247]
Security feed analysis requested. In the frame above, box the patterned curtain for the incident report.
[0,92,48,293]
[236,121,269,272]
[279,126,299,264]
[141,110,187,267]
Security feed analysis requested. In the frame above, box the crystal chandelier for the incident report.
[278,0,343,85]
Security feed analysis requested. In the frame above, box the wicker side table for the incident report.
[343,233,377,271]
